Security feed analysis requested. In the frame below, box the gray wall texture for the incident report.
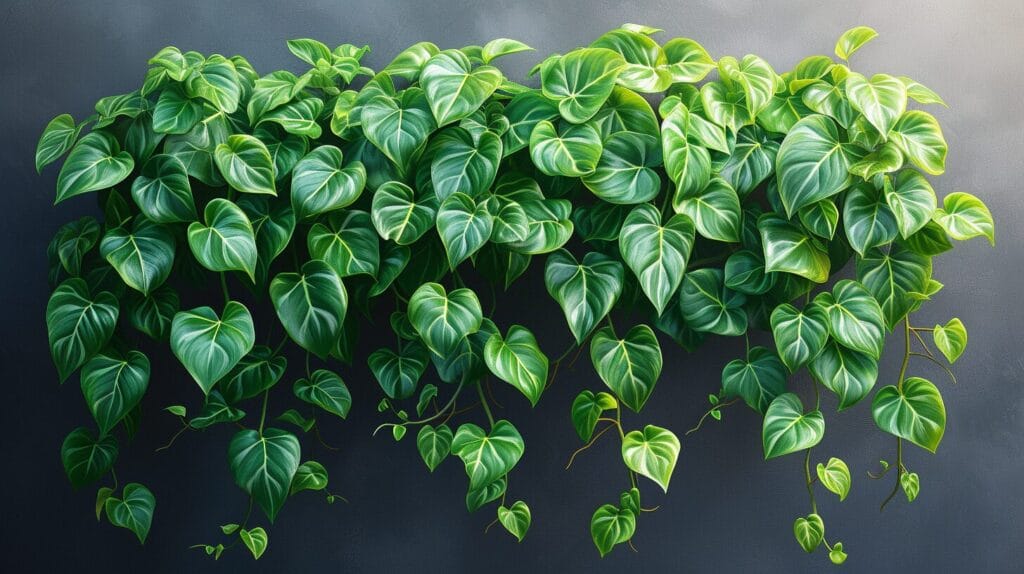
[1,0,1021,572]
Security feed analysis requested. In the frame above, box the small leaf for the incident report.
[571,390,617,442]
[872,377,946,452]
[901,471,920,502]
[621,425,680,492]
[105,483,156,544]
[417,424,453,472]
[214,134,277,196]
[294,370,352,419]
[816,457,852,501]
[497,501,532,542]
[932,192,995,246]
[591,325,662,412]
[835,25,878,60]
[240,527,269,560]
[829,542,848,565]
[933,318,967,364]
[793,513,825,553]
[55,132,134,204]
[485,325,548,406]
[590,504,636,557]
[451,420,524,490]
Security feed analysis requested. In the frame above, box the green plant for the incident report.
[39,24,993,564]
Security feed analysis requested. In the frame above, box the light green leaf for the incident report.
[816,457,851,501]
[848,140,903,179]
[722,346,787,414]
[431,128,502,200]
[717,54,776,116]
[901,471,920,502]
[758,213,830,283]
[762,393,824,459]
[679,268,748,336]
[844,73,906,136]
[541,48,625,123]
[885,169,937,238]
[529,120,602,177]
[662,37,716,83]
[80,351,150,436]
[481,38,533,63]
[590,504,636,557]
[776,114,855,216]
[259,97,323,138]
[872,377,946,452]
[421,50,502,126]
[932,192,995,246]
[621,425,680,492]
[187,198,257,280]
[370,181,438,245]
[290,145,366,220]
[820,280,886,358]
[485,325,548,406]
[55,132,135,204]
[437,192,494,268]
[294,369,352,419]
[701,81,752,132]
[809,341,879,410]
[835,25,878,60]
[793,513,825,553]
[46,279,119,382]
[228,427,301,522]
[900,76,947,106]
[451,420,525,490]
[184,55,241,113]
[889,110,947,175]
[497,501,531,542]
[104,483,155,544]
[170,301,255,394]
[544,250,624,344]
[247,70,310,123]
[933,318,967,364]
[408,283,483,356]
[270,260,348,358]
[361,89,436,172]
[214,134,277,196]
[661,103,712,196]
[239,527,269,560]
[417,424,453,472]
[590,325,662,413]
[590,28,670,93]
[618,204,695,314]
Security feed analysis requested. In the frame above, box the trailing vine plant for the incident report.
[39,24,994,564]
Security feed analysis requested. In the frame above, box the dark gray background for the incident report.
[2,0,1021,572]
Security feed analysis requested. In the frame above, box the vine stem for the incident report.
[685,398,739,436]
[155,423,189,452]
[258,389,269,434]
[910,353,958,384]
[219,272,230,305]
[373,382,464,436]
[565,423,616,469]
[804,448,817,514]
[477,383,496,428]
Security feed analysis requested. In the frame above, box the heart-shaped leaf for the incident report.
[497,501,532,543]
[581,131,662,204]
[591,324,662,412]
[451,420,525,490]
[408,283,483,357]
[679,268,747,336]
[541,48,625,123]
[871,376,946,452]
[290,145,366,220]
[36,113,84,173]
[618,205,695,315]
[430,128,502,200]
[933,318,967,364]
[590,503,636,557]
[529,120,603,177]
[485,325,549,406]
[293,369,351,419]
[104,483,155,544]
[371,181,438,245]
[885,169,936,239]
[290,461,328,495]
[187,198,258,281]
[228,428,301,522]
[417,424,453,472]
[809,341,879,410]
[776,115,855,216]
[61,427,118,488]
[80,351,150,436]
[239,527,269,560]
[621,424,680,492]
[816,457,852,501]
[889,110,947,175]
[762,393,824,459]
[571,390,618,442]
[545,250,624,343]
[56,132,135,203]
[819,280,886,359]
[421,50,502,126]
[932,192,995,246]
[214,134,276,195]
[722,346,787,414]
[793,513,825,553]
[218,345,287,403]
[361,89,436,173]
[843,183,898,256]
[170,301,255,394]
[307,210,379,278]
[131,154,196,223]
[845,72,907,136]
[437,192,494,268]
[100,217,176,295]
[770,302,829,372]
[368,341,429,400]
[46,279,119,382]
[676,177,742,243]
[758,213,830,283]
[270,260,348,358]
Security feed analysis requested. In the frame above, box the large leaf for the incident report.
[371,181,438,245]
[187,198,257,281]
[421,50,502,126]
[80,351,150,436]
[51,216,100,276]
[872,377,946,452]
[618,205,695,314]
[809,341,879,410]
[307,210,379,278]
[717,54,776,116]
[889,110,947,175]
[758,213,830,283]
[529,120,602,177]
[581,131,661,204]
[46,279,119,382]
[932,192,995,246]
[270,260,348,358]
[131,154,196,223]
[621,425,680,492]
[430,127,502,201]
[484,325,548,406]
[170,301,255,394]
[544,250,624,344]
[661,103,712,197]
[218,346,287,403]
[662,37,716,83]
[293,369,352,419]
[776,114,854,216]
[676,177,742,243]
[185,55,241,113]
[506,198,574,255]
[361,89,436,172]
[436,192,494,268]
[590,28,670,92]
[590,325,662,412]
[845,73,906,136]
[770,302,829,372]
[885,169,937,238]
[678,268,747,336]
[100,217,175,295]
[214,134,277,196]
[722,346,787,414]
[369,341,429,400]
[540,48,625,123]
[843,183,898,256]
[856,244,932,329]
[228,428,301,522]
[819,280,886,358]
[408,283,483,357]
[55,132,134,204]
[61,427,118,488]
[762,393,825,459]
[290,145,366,220]
[451,420,525,490]
[238,196,296,286]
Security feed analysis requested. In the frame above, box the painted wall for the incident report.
[2,0,1021,571]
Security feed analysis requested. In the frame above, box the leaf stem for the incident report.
[373,382,464,436]
[219,272,231,305]
[477,382,495,428]
[804,448,817,514]
[909,353,958,384]
[258,389,269,434]
[685,397,739,435]
[565,423,616,469]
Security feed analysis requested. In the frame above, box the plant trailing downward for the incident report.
[39,24,993,564]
